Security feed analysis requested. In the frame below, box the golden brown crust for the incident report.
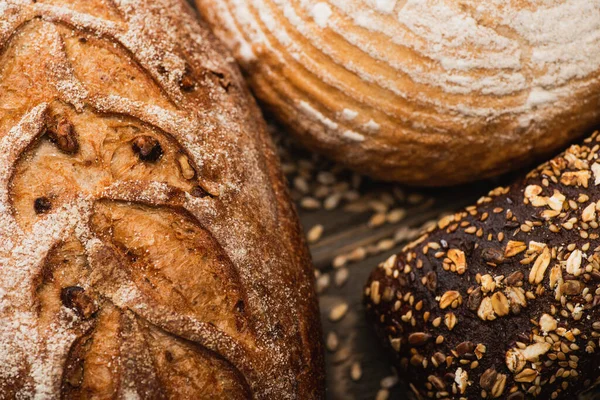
[0,0,324,398]
[365,131,600,399]
[194,0,600,185]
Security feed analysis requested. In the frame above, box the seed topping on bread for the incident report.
[366,131,600,399]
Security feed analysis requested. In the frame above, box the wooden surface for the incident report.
[183,3,509,398]
[298,182,492,399]
[273,125,512,399]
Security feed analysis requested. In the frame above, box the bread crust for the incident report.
[365,130,600,399]
[194,0,600,185]
[0,0,324,398]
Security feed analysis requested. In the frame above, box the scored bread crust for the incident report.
[365,131,600,399]
[0,0,324,398]
[193,0,600,185]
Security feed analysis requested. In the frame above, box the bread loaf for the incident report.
[194,0,600,185]
[365,130,600,398]
[0,1,324,398]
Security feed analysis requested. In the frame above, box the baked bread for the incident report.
[0,1,324,398]
[193,0,600,185]
[365,130,600,399]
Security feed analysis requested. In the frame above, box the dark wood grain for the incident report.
[299,184,496,399]
[185,3,502,397]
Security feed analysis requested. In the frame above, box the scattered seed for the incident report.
[316,273,330,294]
[514,368,537,383]
[444,312,457,330]
[307,224,324,243]
[293,177,310,193]
[350,361,362,381]
[439,290,462,309]
[387,208,406,224]
[335,268,349,287]
[326,331,339,352]
[300,197,321,210]
[369,213,387,228]
[375,389,389,400]
[317,171,336,185]
[505,240,527,257]
[540,313,558,333]
[408,332,431,346]
[380,375,398,389]
[479,367,498,390]
[529,246,551,284]
[377,239,395,252]
[491,292,510,316]
[324,193,342,210]
[370,200,389,213]
[347,247,367,262]
[333,255,347,269]
[329,302,349,321]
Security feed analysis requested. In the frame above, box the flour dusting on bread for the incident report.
[195,0,600,184]
[0,1,323,398]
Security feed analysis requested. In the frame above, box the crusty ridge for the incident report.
[0,0,324,398]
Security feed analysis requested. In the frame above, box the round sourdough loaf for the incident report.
[0,0,323,398]
[194,0,600,185]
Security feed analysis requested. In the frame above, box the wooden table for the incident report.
[285,139,504,399]
[182,4,510,397]
[299,187,487,399]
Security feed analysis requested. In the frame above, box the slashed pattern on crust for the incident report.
[0,1,322,398]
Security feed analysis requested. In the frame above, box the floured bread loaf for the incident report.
[0,0,323,398]
[194,0,600,185]
[365,130,600,399]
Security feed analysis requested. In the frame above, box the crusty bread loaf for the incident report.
[365,130,600,399]
[0,1,324,398]
[194,0,600,185]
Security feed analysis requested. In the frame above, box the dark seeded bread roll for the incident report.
[0,0,323,398]
[365,131,600,399]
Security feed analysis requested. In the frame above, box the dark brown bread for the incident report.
[0,0,324,398]
[365,131,600,399]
